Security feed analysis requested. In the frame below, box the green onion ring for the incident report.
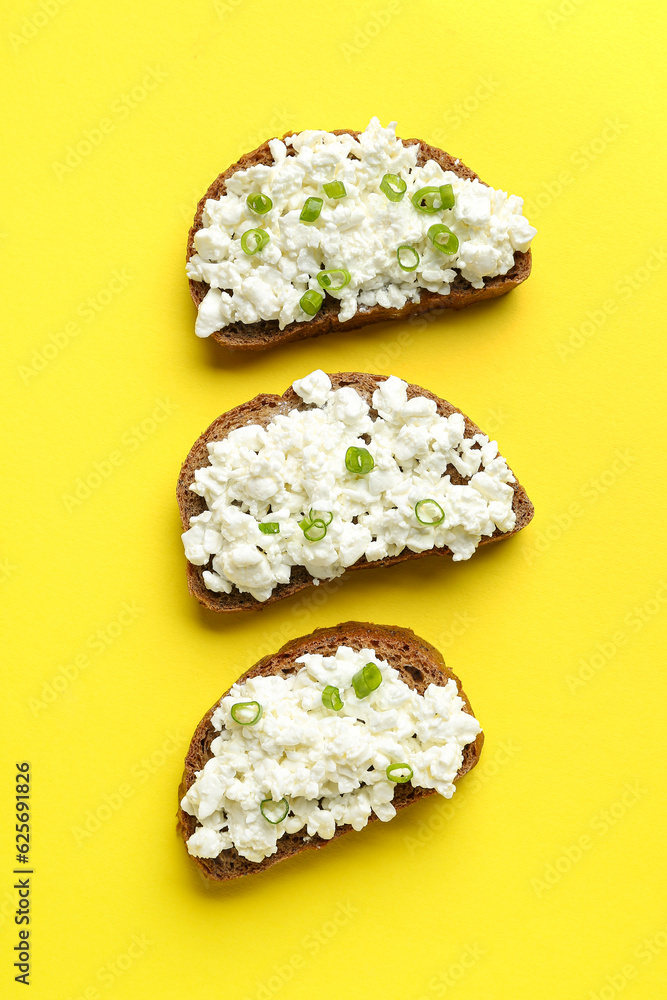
[300,197,323,223]
[247,193,273,215]
[411,184,455,214]
[230,701,263,726]
[322,685,344,711]
[299,517,327,542]
[411,186,444,213]
[386,763,413,784]
[345,446,374,475]
[415,498,445,526]
[397,245,420,272]
[300,289,324,316]
[427,223,459,255]
[258,522,280,534]
[352,662,382,699]
[260,798,289,825]
[317,268,351,292]
[323,180,346,199]
[439,183,455,210]
[380,173,407,202]
[309,508,333,526]
[240,228,270,255]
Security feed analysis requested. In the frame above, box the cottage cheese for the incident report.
[181,371,517,601]
[181,645,481,863]
[187,117,536,336]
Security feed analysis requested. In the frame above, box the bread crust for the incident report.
[186,129,532,350]
[176,372,534,613]
[177,622,484,881]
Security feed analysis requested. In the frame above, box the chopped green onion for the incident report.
[411,185,454,214]
[260,798,289,825]
[309,508,333,526]
[386,763,413,784]
[323,180,346,199]
[380,173,407,202]
[258,522,280,535]
[411,186,443,213]
[397,244,420,272]
[299,516,327,542]
[247,193,273,215]
[300,289,324,316]
[439,183,455,210]
[345,446,375,475]
[322,685,343,711]
[317,268,351,292]
[300,197,323,223]
[427,223,459,255]
[352,662,382,699]
[415,498,445,526]
[230,701,263,726]
[240,228,270,255]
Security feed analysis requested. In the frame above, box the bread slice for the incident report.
[187,129,532,351]
[178,621,484,881]
[177,372,534,613]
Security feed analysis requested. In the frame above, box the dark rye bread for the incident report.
[178,622,484,881]
[187,129,532,350]
[177,372,534,613]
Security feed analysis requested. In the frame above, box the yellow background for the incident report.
[1,1,666,997]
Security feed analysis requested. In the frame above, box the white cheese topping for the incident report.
[187,117,536,335]
[181,371,517,602]
[181,645,481,863]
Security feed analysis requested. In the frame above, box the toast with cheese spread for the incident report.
[177,371,534,613]
[187,118,535,350]
[178,622,484,881]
